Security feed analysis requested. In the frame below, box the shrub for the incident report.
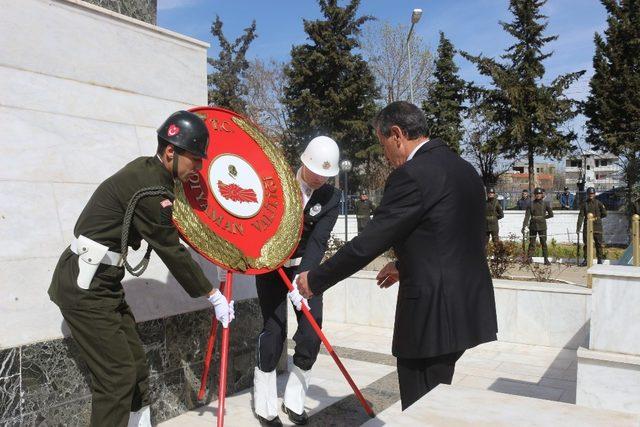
[487,239,520,278]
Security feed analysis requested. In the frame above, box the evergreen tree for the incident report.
[584,0,640,204]
[463,0,584,192]
[422,32,466,153]
[207,16,257,114]
[282,0,378,187]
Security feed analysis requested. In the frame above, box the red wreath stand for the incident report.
[174,107,374,426]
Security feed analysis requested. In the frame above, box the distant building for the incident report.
[565,152,622,192]
[500,162,556,190]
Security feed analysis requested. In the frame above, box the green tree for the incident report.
[423,32,466,153]
[463,90,515,187]
[207,15,257,114]
[282,0,379,187]
[584,0,640,208]
[463,0,585,192]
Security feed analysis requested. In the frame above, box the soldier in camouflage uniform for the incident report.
[577,187,607,265]
[485,188,504,245]
[522,187,554,265]
[48,111,235,427]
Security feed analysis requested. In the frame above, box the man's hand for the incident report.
[296,271,314,299]
[287,275,310,311]
[376,262,399,288]
[208,289,235,328]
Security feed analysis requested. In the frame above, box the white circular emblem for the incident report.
[209,154,264,219]
[310,203,322,216]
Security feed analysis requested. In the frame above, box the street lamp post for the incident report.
[340,159,352,242]
[407,8,423,105]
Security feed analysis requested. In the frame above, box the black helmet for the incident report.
[157,111,209,158]
[587,187,596,195]
[487,188,496,194]
[534,187,544,195]
[564,186,569,191]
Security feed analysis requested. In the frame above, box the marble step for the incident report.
[361,384,640,426]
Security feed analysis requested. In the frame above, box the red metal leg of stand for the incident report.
[277,268,375,417]
[198,280,226,400]
[216,271,233,427]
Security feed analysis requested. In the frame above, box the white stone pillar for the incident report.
[576,265,640,414]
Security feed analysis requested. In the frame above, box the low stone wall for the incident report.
[332,211,631,245]
[0,299,263,426]
[322,271,591,350]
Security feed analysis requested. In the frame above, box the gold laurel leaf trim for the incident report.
[232,116,302,269]
[172,115,302,272]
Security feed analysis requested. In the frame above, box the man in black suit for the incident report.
[297,101,498,410]
[253,136,342,426]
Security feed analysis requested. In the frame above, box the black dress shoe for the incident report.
[282,403,308,425]
[257,414,283,426]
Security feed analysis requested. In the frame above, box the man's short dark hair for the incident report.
[372,101,429,140]
[522,189,529,193]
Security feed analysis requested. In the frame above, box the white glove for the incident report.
[208,290,235,328]
[288,275,310,312]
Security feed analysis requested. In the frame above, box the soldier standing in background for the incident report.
[577,187,607,265]
[486,188,504,245]
[522,187,554,265]
[355,193,375,233]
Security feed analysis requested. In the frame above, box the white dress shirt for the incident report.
[407,139,430,162]
[297,167,314,208]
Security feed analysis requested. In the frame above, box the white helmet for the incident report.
[300,136,340,177]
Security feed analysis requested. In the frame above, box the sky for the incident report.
[157,0,609,153]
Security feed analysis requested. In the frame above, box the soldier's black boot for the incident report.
[544,258,551,266]
[597,258,603,264]
[579,259,587,267]
[282,403,308,425]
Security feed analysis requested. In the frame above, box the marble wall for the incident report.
[577,348,640,414]
[0,300,263,426]
[576,265,640,414]
[588,265,640,355]
[0,0,261,353]
[322,272,592,349]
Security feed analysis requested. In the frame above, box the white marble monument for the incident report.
[576,265,640,414]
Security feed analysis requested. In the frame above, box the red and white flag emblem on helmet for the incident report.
[167,124,180,137]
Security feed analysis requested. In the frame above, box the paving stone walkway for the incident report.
[159,321,579,426]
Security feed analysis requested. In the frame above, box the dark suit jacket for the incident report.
[294,184,342,273]
[308,139,498,358]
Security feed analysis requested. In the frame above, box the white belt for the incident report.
[283,257,302,268]
[70,238,123,267]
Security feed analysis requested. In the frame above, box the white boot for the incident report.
[283,365,311,415]
[127,406,151,427]
[253,367,278,421]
